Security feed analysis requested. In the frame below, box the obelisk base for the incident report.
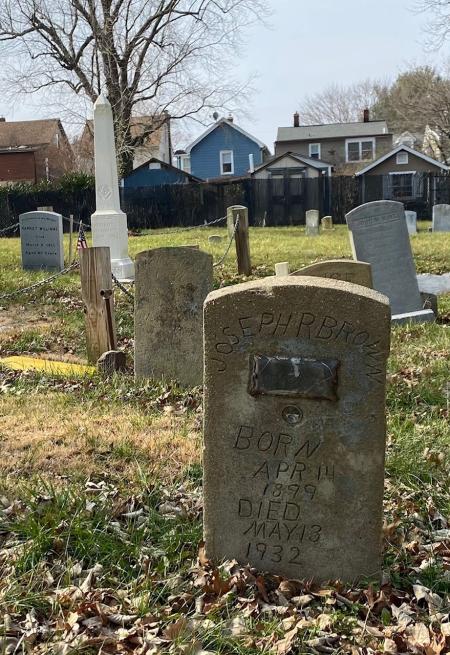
[91,211,135,281]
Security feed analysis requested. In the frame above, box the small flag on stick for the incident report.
[77,222,88,251]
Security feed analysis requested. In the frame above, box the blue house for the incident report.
[180,116,270,180]
[121,157,201,188]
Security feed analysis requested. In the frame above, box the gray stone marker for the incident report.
[432,204,450,232]
[19,211,64,271]
[135,247,213,387]
[204,276,391,583]
[405,211,417,235]
[391,309,435,325]
[420,291,438,316]
[346,201,424,318]
[292,259,373,288]
[321,216,333,230]
[208,235,223,244]
[305,210,319,236]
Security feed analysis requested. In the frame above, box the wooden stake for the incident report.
[226,205,251,276]
[79,247,117,363]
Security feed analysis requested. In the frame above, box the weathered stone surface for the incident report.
[203,276,391,583]
[346,201,422,316]
[321,216,333,230]
[208,235,223,243]
[135,247,213,386]
[292,260,372,288]
[420,291,438,316]
[391,309,435,325]
[405,211,417,235]
[19,211,64,271]
[432,204,450,232]
[305,210,319,236]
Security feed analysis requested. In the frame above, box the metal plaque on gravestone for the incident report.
[19,211,64,271]
[292,259,373,288]
[203,276,391,583]
[346,201,422,315]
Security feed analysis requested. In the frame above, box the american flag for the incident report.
[77,222,88,251]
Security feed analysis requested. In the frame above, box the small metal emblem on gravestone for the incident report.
[305,210,319,236]
[135,247,213,387]
[19,211,64,271]
[405,211,417,235]
[346,201,433,322]
[203,276,391,582]
[321,216,333,230]
[432,204,450,232]
[292,260,373,288]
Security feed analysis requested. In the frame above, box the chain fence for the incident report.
[0,222,20,236]
[213,215,239,268]
[0,261,80,302]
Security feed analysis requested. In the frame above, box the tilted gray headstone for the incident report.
[405,211,417,235]
[432,204,450,232]
[134,247,213,387]
[346,201,423,317]
[204,276,391,583]
[305,210,319,236]
[19,211,64,271]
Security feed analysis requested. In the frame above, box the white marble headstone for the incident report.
[305,210,319,236]
[432,204,450,232]
[19,211,64,271]
[405,211,417,235]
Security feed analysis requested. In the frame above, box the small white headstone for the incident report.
[275,262,290,276]
[19,211,64,271]
[432,204,450,232]
[305,210,319,236]
[405,211,417,235]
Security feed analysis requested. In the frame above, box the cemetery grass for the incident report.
[0,226,449,653]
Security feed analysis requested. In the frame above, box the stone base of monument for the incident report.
[91,211,135,281]
[391,309,435,325]
[97,350,127,374]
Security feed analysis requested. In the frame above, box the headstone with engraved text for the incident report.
[432,204,450,232]
[405,211,417,235]
[203,276,391,582]
[19,211,64,271]
[305,210,319,236]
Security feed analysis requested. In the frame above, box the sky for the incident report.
[0,0,441,152]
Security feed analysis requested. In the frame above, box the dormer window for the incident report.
[220,150,234,175]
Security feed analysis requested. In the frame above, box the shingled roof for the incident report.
[0,119,63,148]
[277,120,390,142]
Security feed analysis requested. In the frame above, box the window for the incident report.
[389,172,414,199]
[346,138,375,162]
[396,151,409,165]
[309,143,321,160]
[220,150,234,175]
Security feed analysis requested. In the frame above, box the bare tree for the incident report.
[0,0,267,175]
[415,0,450,48]
[298,79,386,125]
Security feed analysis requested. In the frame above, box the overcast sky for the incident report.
[0,0,440,152]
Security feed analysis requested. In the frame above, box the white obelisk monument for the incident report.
[91,94,134,280]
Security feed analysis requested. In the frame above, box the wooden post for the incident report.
[79,247,117,363]
[226,205,251,276]
[68,214,74,264]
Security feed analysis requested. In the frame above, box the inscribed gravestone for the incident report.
[292,260,372,288]
[204,276,391,582]
[135,247,213,387]
[19,211,64,271]
[305,210,319,236]
[405,211,417,235]
[321,216,333,230]
[346,201,423,316]
[432,204,450,232]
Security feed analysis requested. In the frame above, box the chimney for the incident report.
[227,113,234,123]
[363,108,370,123]
[0,117,5,122]
[293,111,300,127]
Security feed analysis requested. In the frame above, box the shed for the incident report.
[121,157,201,188]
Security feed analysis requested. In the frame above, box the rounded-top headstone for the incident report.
[292,259,373,288]
[19,211,64,271]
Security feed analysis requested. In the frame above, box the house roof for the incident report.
[276,120,390,142]
[123,157,201,182]
[84,115,168,143]
[253,151,332,173]
[186,118,269,154]
[355,144,450,176]
[0,119,63,148]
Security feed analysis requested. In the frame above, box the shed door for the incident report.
[268,169,306,225]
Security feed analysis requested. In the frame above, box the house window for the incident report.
[220,150,234,175]
[309,143,321,160]
[396,151,409,165]
[389,172,415,199]
[346,138,375,162]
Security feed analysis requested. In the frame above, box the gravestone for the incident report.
[420,292,438,316]
[292,260,372,288]
[405,211,417,235]
[19,211,64,271]
[321,216,333,230]
[432,204,450,232]
[135,247,213,387]
[305,210,319,236]
[346,201,425,318]
[275,262,290,276]
[208,235,223,244]
[204,276,391,583]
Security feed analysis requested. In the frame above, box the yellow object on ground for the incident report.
[0,356,96,377]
